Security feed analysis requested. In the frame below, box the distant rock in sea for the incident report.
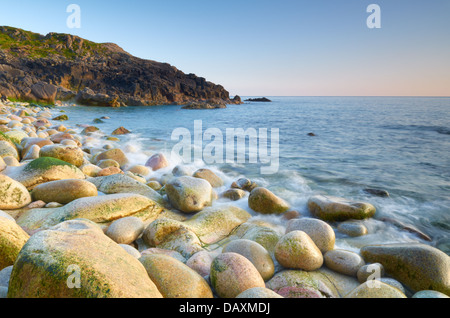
[181,99,227,110]
[245,97,272,102]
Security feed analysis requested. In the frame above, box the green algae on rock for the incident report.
[0,217,30,270]
[7,219,162,298]
[248,187,290,215]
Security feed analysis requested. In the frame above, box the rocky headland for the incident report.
[0,26,242,107]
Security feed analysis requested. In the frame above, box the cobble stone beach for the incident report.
[0,99,449,299]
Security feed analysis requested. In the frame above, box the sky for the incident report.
[0,0,449,97]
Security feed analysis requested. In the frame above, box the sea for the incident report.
[59,96,450,255]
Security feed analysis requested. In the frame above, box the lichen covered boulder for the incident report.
[0,174,32,210]
[0,217,30,270]
[7,219,162,298]
[248,187,290,215]
[31,179,98,204]
[4,157,85,190]
[361,243,450,295]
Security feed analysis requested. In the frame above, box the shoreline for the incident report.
[0,99,449,299]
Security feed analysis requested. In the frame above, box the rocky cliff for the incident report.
[0,26,241,106]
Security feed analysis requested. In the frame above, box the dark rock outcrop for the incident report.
[245,97,272,102]
[0,26,242,106]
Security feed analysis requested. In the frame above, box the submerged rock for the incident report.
[7,219,162,298]
[248,187,290,215]
[307,195,376,221]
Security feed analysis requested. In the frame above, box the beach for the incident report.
[0,97,449,299]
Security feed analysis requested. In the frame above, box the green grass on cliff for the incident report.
[0,26,110,60]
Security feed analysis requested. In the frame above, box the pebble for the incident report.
[324,249,365,277]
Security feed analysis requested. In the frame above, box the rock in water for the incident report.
[307,195,376,221]
[361,243,450,295]
[7,219,162,298]
[0,174,32,210]
[139,254,213,298]
[248,187,290,215]
[111,127,131,135]
[0,217,30,270]
[165,176,213,213]
[145,153,169,171]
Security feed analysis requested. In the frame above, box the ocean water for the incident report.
[60,97,450,254]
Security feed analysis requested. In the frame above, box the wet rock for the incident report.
[412,290,449,298]
[308,195,376,221]
[338,221,368,237]
[139,254,213,298]
[210,253,265,298]
[275,231,323,271]
[363,188,390,197]
[357,263,385,283]
[7,219,162,298]
[165,176,213,213]
[127,165,150,176]
[94,148,129,167]
[231,178,258,192]
[324,250,365,277]
[221,189,247,201]
[361,243,450,295]
[286,218,335,253]
[111,126,131,135]
[248,187,290,215]
[145,153,169,171]
[193,168,224,188]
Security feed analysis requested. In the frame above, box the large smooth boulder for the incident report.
[0,174,32,210]
[0,217,30,270]
[139,254,213,298]
[106,216,144,245]
[307,195,376,221]
[7,219,162,298]
[193,169,224,188]
[31,179,98,204]
[4,157,85,190]
[324,250,365,277]
[0,140,18,160]
[361,244,450,295]
[165,176,213,213]
[17,193,163,233]
[210,253,265,298]
[39,144,85,167]
[94,148,129,167]
[248,187,290,215]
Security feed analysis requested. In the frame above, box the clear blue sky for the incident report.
[1,0,449,96]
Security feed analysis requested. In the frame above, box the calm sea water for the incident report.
[60,97,450,254]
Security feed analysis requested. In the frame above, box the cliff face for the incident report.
[0,26,241,106]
